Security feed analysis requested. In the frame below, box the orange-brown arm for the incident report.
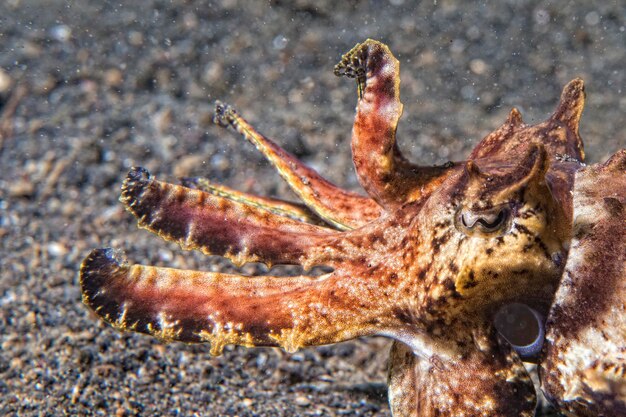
[122,167,340,268]
[180,176,324,225]
[335,39,453,209]
[214,103,382,230]
[80,249,407,355]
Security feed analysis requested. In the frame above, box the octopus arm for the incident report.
[213,102,382,230]
[120,167,341,268]
[541,150,626,416]
[335,39,454,209]
[180,176,323,225]
[388,331,536,417]
[80,249,406,355]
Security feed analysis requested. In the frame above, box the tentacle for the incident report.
[388,327,536,417]
[80,249,406,355]
[213,102,382,230]
[334,39,454,208]
[540,150,626,416]
[121,167,340,268]
[180,176,324,226]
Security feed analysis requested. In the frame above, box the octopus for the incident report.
[80,40,625,416]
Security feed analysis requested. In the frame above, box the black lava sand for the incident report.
[1,1,624,416]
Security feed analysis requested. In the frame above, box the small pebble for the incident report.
[158,249,173,262]
[105,68,124,87]
[152,107,173,133]
[173,154,205,177]
[0,68,12,93]
[26,311,37,326]
[128,30,144,46]
[47,242,68,257]
[10,357,23,369]
[23,40,43,58]
[469,59,488,75]
[210,153,230,171]
[203,62,223,85]
[183,12,198,30]
[272,35,288,50]
[295,396,311,407]
[9,178,35,197]
[33,74,57,94]
[50,24,72,42]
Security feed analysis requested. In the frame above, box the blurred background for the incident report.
[1,1,624,415]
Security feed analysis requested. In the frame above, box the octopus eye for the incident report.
[493,303,545,359]
[456,206,510,235]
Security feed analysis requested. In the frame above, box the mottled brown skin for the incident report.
[80,40,625,416]
[540,151,626,417]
